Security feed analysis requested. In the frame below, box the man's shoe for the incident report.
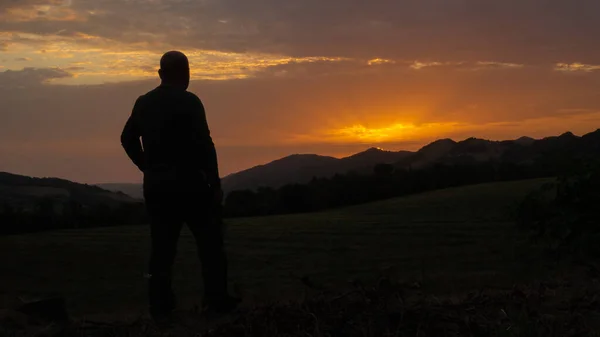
[203,295,241,314]
[150,310,174,329]
[150,299,176,329]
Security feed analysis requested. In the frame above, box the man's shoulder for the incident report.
[134,88,157,104]
[139,86,163,99]
[135,87,203,108]
[184,90,202,102]
[183,91,205,109]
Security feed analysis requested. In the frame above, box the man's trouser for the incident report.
[142,171,228,315]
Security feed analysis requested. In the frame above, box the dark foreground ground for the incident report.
[3,269,600,337]
[2,178,600,336]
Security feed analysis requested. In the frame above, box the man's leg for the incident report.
[186,207,238,311]
[148,216,183,318]
[144,182,183,319]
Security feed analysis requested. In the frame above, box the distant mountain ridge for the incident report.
[221,147,413,192]
[221,129,600,193]
[0,171,139,210]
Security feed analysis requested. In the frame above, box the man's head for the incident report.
[158,51,190,90]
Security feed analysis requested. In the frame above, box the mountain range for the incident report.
[221,129,600,192]
[98,129,600,197]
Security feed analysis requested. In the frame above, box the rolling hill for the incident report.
[0,172,139,210]
[96,183,144,200]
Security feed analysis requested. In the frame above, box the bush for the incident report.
[515,161,600,257]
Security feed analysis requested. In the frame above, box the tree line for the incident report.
[0,198,148,235]
[222,160,567,217]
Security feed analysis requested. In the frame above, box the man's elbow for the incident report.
[120,130,132,150]
[205,134,216,149]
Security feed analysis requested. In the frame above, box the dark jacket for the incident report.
[120,84,221,189]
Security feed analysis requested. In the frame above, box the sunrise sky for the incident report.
[2,0,600,184]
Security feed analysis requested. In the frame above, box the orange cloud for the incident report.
[3,5,84,22]
[367,58,395,66]
[0,31,351,84]
[410,61,446,70]
[555,63,600,72]
[476,61,523,69]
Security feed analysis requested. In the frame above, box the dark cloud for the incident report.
[64,66,84,71]
[201,0,600,64]
[0,67,72,88]
[2,0,600,64]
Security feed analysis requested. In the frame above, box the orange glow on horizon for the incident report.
[285,122,463,145]
[282,111,600,147]
[333,123,419,142]
[328,122,466,143]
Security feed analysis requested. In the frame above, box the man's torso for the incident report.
[135,86,208,188]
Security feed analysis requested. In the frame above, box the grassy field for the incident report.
[0,178,553,320]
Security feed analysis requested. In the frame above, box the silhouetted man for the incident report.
[120,51,239,322]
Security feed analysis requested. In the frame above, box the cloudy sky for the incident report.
[2,0,600,184]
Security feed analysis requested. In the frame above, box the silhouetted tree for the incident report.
[374,163,394,177]
[224,189,259,217]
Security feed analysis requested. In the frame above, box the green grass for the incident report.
[0,178,552,320]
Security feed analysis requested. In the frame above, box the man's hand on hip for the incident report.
[214,188,224,205]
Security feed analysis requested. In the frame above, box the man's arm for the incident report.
[121,96,146,172]
[191,95,221,189]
